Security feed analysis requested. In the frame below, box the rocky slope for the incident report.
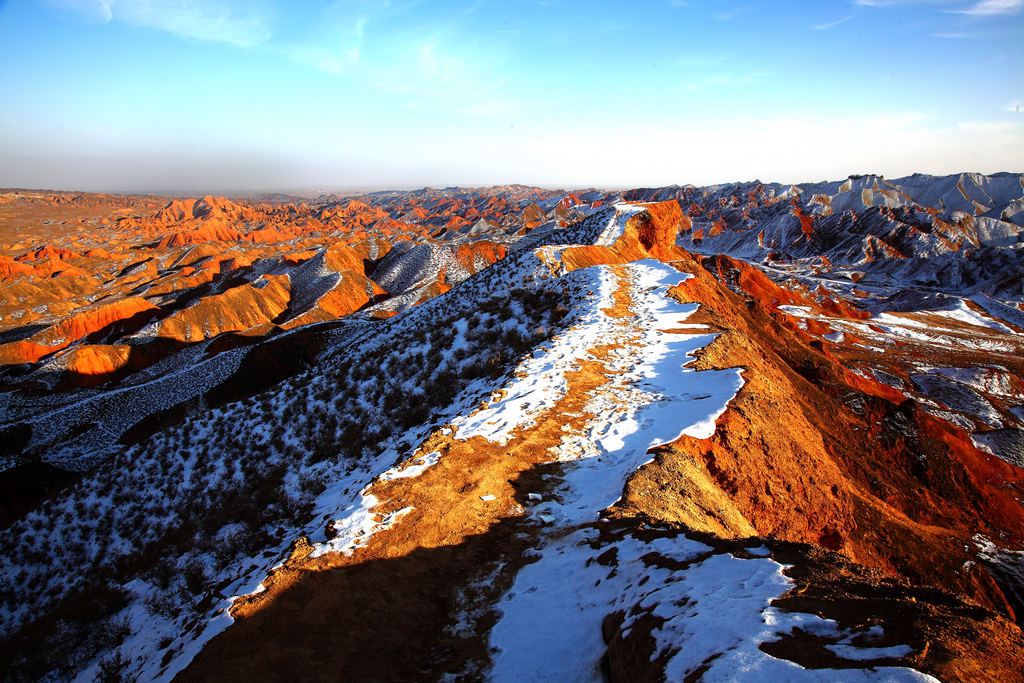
[1,174,1023,681]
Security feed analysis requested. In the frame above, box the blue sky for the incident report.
[1,0,1022,192]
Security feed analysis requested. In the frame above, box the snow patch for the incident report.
[594,203,648,247]
[312,489,414,558]
[379,451,442,481]
[489,529,933,682]
[452,266,616,444]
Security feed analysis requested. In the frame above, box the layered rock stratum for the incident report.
[1,174,1023,681]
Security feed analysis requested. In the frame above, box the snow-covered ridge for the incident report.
[593,203,648,247]
[471,259,930,680]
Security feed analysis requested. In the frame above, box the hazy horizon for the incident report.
[7,168,1024,201]
[2,0,1022,193]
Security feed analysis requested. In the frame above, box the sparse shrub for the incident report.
[144,590,178,618]
[150,559,174,590]
[181,560,206,597]
[95,651,129,683]
[299,469,328,498]
[99,614,132,650]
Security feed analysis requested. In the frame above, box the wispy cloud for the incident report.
[372,40,519,116]
[279,13,368,74]
[278,10,519,118]
[712,6,751,21]
[853,0,956,6]
[812,15,854,30]
[45,0,113,22]
[48,0,272,46]
[851,0,1021,17]
[50,0,517,118]
[599,19,627,32]
[950,0,1024,14]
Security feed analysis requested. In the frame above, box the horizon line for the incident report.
[2,169,1022,200]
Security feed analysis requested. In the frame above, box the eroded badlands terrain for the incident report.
[1,173,1023,680]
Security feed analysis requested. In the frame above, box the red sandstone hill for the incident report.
[154,195,254,224]
[156,220,245,248]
